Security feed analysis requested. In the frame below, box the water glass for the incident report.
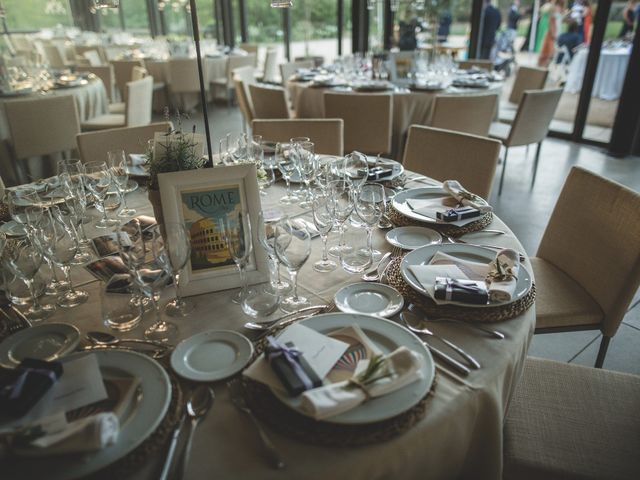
[311,189,337,273]
[327,179,354,258]
[222,210,253,304]
[101,287,142,332]
[84,161,117,229]
[276,142,299,205]
[340,222,372,274]
[257,210,290,294]
[345,151,369,191]
[161,222,195,317]
[108,149,136,217]
[294,141,316,208]
[275,217,311,313]
[355,183,385,261]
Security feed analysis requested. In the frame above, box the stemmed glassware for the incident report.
[311,188,337,273]
[276,142,299,205]
[6,187,39,236]
[59,175,93,265]
[327,179,354,258]
[160,222,195,317]
[257,210,291,294]
[1,235,55,321]
[108,149,137,218]
[42,207,89,308]
[222,210,253,304]
[57,159,91,248]
[293,141,316,208]
[275,217,311,313]
[84,161,118,229]
[355,183,386,262]
[345,151,369,191]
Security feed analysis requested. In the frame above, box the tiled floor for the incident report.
[164,102,640,375]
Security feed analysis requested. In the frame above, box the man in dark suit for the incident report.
[480,0,502,59]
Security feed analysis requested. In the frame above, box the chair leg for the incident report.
[531,141,542,189]
[498,147,509,196]
[595,336,611,368]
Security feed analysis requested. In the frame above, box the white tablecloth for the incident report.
[289,82,503,160]
[3,172,535,480]
[0,78,109,185]
[565,47,631,100]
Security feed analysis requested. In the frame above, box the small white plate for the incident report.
[334,282,404,318]
[386,226,442,250]
[171,330,253,382]
[0,221,27,237]
[0,323,81,368]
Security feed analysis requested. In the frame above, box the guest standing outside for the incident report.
[480,0,502,60]
[538,0,566,67]
[582,0,592,44]
[619,0,638,38]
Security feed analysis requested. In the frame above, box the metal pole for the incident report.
[188,0,214,167]
[337,0,343,56]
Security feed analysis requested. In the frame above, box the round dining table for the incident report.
[288,81,503,160]
[1,169,534,480]
[565,46,631,101]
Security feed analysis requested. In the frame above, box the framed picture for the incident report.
[158,164,268,297]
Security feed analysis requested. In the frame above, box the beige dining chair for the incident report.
[43,43,73,69]
[210,54,256,107]
[75,45,107,64]
[81,76,153,131]
[76,65,116,102]
[402,126,501,199]
[167,58,208,112]
[5,95,80,182]
[82,50,103,67]
[530,166,640,368]
[503,357,640,479]
[489,88,563,195]
[324,92,392,156]
[279,60,314,85]
[233,65,257,108]
[251,119,344,156]
[234,79,254,132]
[430,93,498,137]
[239,43,259,63]
[500,66,549,122]
[457,59,493,71]
[249,84,291,119]
[262,48,279,84]
[111,59,144,101]
[76,122,172,164]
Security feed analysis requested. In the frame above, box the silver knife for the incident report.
[158,412,187,480]
[424,342,471,376]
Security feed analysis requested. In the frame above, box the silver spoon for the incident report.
[87,331,171,349]
[401,311,481,369]
[177,386,215,480]
[408,304,505,339]
[243,304,327,331]
[361,251,392,281]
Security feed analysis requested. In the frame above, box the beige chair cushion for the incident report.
[233,65,257,114]
[234,79,254,124]
[76,122,172,164]
[124,76,153,127]
[530,257,603,330]
[536,167,640,337]
[504,357,640,480]
[262,48,280,84]
[430,94,498,137]
[83,50,102,67]
[324,92,392,155]
[503,88,563,147]
[508,66,549,105]
[402,125,501,199]
[488,121,511,141]
[108,102,125,114]
[249,84,290,119]
[81,113,125,131]
[251,119,344,156]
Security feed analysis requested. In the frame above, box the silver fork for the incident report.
[227,380,285,470]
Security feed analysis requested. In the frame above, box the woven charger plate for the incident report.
[387,206,494,238]
[239,326,437,447]
[386,255,536,323]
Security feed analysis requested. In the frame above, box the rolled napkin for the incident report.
[300,347,424,420]
[434,277,489,305]
[28,412,119,455]
[443,180,493,213]
[486,249,520,302]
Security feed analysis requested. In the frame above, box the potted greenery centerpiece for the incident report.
[147,110,206,224]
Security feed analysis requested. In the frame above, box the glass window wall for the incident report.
[2,0,74,31]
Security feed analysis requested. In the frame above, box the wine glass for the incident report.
[275,217,311,313]
[276,142,299,205]
[311,188,337,273]
[58,177,93,265]
[57,161,91,247]
[345,151,369,191]
[108,149,136,217]
[327,179,354,258]
[355,183,385,262]
[43,207,89,308]
[161,222,195,317]
[6,187,39,234]
[257,210,290,294]
[84,161,117,229]
[222,210,253,304]
[294,141,316,208]
[1,236,55,321]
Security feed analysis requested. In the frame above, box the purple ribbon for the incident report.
[3,368,58,401]
[265,336,314,391]
[441,278,484,301]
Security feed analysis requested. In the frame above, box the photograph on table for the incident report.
[158,164,268,296]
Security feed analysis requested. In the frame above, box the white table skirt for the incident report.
[3,172,534,480]
[289,82,503,160]
[565,47,631,101]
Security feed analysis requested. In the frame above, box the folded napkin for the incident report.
[300,347,424,420]
[409,249,519,304]
[443,180,492,213]
[28,412,119,455]
[128,153,147,166]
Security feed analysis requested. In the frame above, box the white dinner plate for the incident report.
[392,186,460,224]
[3,350,172,480]
[0,322,81,368]
[271,313,434,425]
[366,155,404,182]
[334,282,404,318]
[0,220,27,237]
[400,243,533,308]
[171,330,253,382]
[386,226,442,250]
